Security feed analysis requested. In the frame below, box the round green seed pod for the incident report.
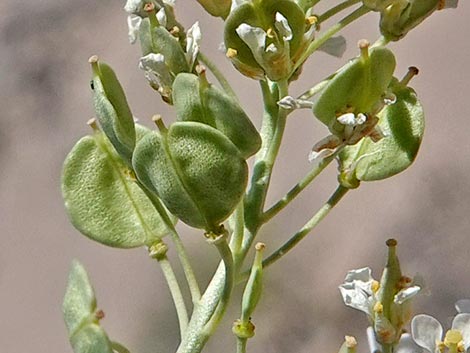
[62,126,174,248]
[379,0,440,41]
[132,122,248,232]
[312,46,396,135]
[172,73,261,158]
[338,78,424,184]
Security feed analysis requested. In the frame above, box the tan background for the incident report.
[1,1,470,352]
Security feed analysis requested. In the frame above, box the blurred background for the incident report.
[1,1,470,352]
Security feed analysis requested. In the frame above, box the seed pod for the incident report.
[172,73,261,158]
[133,121,248,232]
[62,125,174,248]
[338,77,424,185]
[89,57,136,165]
[312,45,396,136]
[241,243,265,323]
[63,261,114,353]
[197,0,231,19]
[379,0,440,41]
[224,0,306,81]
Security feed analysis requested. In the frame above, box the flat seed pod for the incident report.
[338,79,424,183]
[90,57,136,165]
[133,122,248,232]
[63,260,97,335]
[62,127,173,248]
[380,0,440,41]
[70,324,114,353]
[172,73,261,158]
[63,261,114,353]
[312,46,396,134]
[197,0,231,19]
[152,26,190,74]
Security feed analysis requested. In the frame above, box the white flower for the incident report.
[339,267,377,317]
[127,14,142,44]
[456,299,470,314]
[139,53,173,99]
[337,112,367,126]
[156,7,167,27]
[411,314,470,353]
[368,327,423,353]
[277,96,313,110]
[186,22,202,71]
[274,12,293,41]
[235,23,267,68]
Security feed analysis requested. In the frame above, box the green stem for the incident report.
[229,201,245,270]
[318,0,362,24]
[236,338,247,353]
[157,256,189,336]
[372,35,391,48]
[243,79,289,247]
[294,6,371,72]
[203,236,235,335]
[262,149,341,223]
[261,185,349,270]
[198,51,238,101]
[137,181,201,304]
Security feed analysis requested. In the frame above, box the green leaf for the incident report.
[133,122,248,232]
[339,79,424,183]
[90,58,136,165]
[62,126,174,248]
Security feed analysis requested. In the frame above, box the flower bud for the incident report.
[172,72,261,158]
[132,121,248,232]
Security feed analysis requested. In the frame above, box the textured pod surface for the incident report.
[62,127,172,248]
[63,261,114,353]
[90,59,136,165]
[133,122,248,231]
[172,73,261,158]
[339,79,424,182]
[313,46,396,132]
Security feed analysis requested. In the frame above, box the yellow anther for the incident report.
[345,336,357,348]
[226,48,238,58]
[371,280,380,293]
[437,340,446,353]
[306,16,318,26]
[458,341,466,353]
[266,28,275,38]
[374,301,384,313]
[444,330,463,347]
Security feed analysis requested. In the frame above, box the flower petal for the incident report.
[452,313,470,349]
[411,314,443,353]
[394,286,421,305]
[236,23,266,67]
[186,22,202,70]
[127,15,142,44]
[339,268,376,316]
[396,333,424,353]
[156,7,167,27]
[274,12,293,41]
[455,299,470,314]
